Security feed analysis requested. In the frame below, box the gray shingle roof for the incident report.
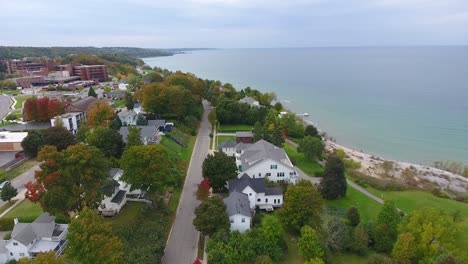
[235,142,252,150]
[109,168,122,179]
[236,131,253,138]
[11,213,56,246]
[240,140,293,171]
[119,126,156,143]
[239,97,259,106]
[228,174,266,194]
[265,187,283,195]
[147,119,166,129]
[223,191,251,217]
[218,140,237,151]
[111,190,127,204]
[68,96,97,112]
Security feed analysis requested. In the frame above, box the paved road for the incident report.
[163,100,212,264]
[0,163,39,208]
[285,139,384,205]
[0,95,11,119]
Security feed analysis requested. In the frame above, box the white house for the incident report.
[223,191,252,233]
[239,97,260,108]
[236,140,298,184]
[118,109,138,126]
[50,112,85,134]
[99,168,144,217]
[218,140,237,157]
[0,213,68,263]
[228,174,283,211]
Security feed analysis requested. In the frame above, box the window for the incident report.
[265,198,268,203]
[10,253,12,256]
[270,165,277,169]
[249,193,252,196]
[230,219,234,223]
[257,198,261,202]
[19,253,25,257]
[278,199,281,203]
[258,173,261,177]
[277,172,285,177]
[274,199,276,204]
[13,242,18,246]
[266,173,271,176]
[241,218,245,223]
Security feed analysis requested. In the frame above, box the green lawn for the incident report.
[326,186,382,222]
[218,123,252,132]
[3,159,37,181]
[216,135,236,148]
[284,142,324,176]
[108,202,146,230]
[113,99,126,108]
[276,232,304,264]
[354,182,468,253]
[14,96,31,109]
[3,200,43,220]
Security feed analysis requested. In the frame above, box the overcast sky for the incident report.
[1,0,467,48]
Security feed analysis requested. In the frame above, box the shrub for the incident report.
[3,232,11,240]
[5,114,17,121]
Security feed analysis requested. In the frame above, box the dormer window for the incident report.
[13,242,18,246]
[270,165,277,169]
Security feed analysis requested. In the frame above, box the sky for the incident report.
[1,0,468,48]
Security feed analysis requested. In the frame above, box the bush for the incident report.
[353,174,407,191]
[431,188,450,199]
[5,114,17,121]
[0,218,14,231]
[3,232,11,240]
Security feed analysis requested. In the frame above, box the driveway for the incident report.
[0,163,39,208]
[163,100,212,264]
[0,95,11,119]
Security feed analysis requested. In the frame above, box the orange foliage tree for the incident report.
[87,100,115,128]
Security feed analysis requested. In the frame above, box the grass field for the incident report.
[284,142,324,176]
[216,135,236,147]
[14,96,31,109]
[4,200,43,220]
[3,159,37,181]
[108,202,145,230]
[326,186,382,222]
[113,99,126,108]
[218,123,252,132]
[276,232,304,264]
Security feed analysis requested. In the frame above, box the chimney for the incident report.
[13,218,18,225]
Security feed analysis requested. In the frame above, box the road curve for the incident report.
[163,100,212,264]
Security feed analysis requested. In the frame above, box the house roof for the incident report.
[239,97,259,106]
[265,187,283,195]
[240,139,293,171]
[67,96,97,112]
[223,191,251,217]
[11,213,56,246]
[218,140,237,151]
[119,125,156,143]
[118,109,137,119]
[236,131,253,138]
[111,190,127,204]
[228,174,266,194]
[147,119,166,128]
[235,142,252,151]
[109,168,122,179]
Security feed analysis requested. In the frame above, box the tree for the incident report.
[298,225,324,261]
[325,216,351,253]
[43,126,76,151]
[305,124,319,137]
[374,201,400,253]
[367,254,395,264]
[23,96,37,121]
[304,258,325,264]
[273,102,283,112]
[255,255,273,264]
[279,113,304,138]
[25,145,110,215]
[193,258,203,264]
[110,115,122,130]
[86,126,124,158]
[298,136,324,161]
[278,180,324,232]
[270,126,285,147]
[253,121,267,142]
[120,145,180,195]
[397,208,461,262]
[196,178,211,200]
[347,207,361,227]
[1,183,17,203]
[392,233,417,264]
[193,196,230,236]
[17,251,65,264]
[66,207,123,264]
[136,113,146,126]
[254,215,283,260]
[202,152,237,192]
[21,130,44,156]
[88,86,97,98]
[0,80,16,90]
[125,92,134,110]
[319,155,347,199]
[76,121,89,143]
[126,126,142,148]
[352,224,369,255]
[87,100,114,127]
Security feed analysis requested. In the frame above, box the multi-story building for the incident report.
[5,59,55,76]
[11,76,45,88]
[73,65,108,82]
[50,112,85,134]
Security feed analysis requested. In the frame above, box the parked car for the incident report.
[0,181,11,190]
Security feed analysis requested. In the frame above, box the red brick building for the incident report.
[73,65,108,82]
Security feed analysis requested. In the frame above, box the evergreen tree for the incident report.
[125,92,134,110]
[88,87,97,98]
[319,155,347,199]
[346,207,361,227]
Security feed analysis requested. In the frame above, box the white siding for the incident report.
[221,147,236,157]
[5,239,29,261]
[240,158,297,183]
[229,214,251,233]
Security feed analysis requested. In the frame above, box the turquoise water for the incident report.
[143,47,468,164]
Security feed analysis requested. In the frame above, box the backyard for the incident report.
[218,123,252,132]
[284,142,324,176]
[216,135,236,148]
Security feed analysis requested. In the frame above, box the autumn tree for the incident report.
[392,233,417,264]
[202,152,237,192]
[319,155,347,199]
[125,92,134,110]
[1,183,18,203]
[87,100,115,127]
[43,126,76,151]
[196,178,211,201]
[278,180,324,232]
[120,145,180,195]
[25,145,110,215]
[397,208,462,262]
[17,251,66,264]
[347,207,361,226]
[22,97,63,122]
[125,126,142,148]
[23,96,38,121]
[86,126,124,158]
[21,130,45,156]
[298,225,324,261]
[66,207,123,264]
[193,196,230,236]
[298,136,324,161]
[374,201,401,253]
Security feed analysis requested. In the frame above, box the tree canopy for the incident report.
[202,152,238,192]
[298,136,324,161]
[319,155,347,200]
[87,100,115,127]
[86,126,125,158]
[193,196,230,236]
[298,225,324,261]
